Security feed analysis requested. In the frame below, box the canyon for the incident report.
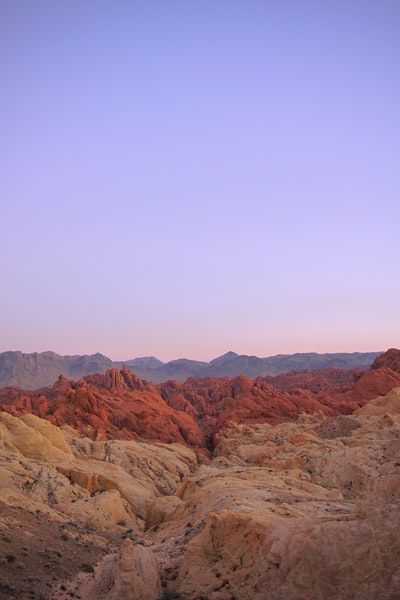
[0,348,399,599]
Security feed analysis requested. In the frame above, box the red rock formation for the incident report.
[163,374,338,445]
[351,366,400,400]
[156,361,400,445]
[0,372,206,451]
[1,350,400,452]
[260,368,359,393]
[370,347,400,374]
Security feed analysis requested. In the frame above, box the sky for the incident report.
[1,0,400,362]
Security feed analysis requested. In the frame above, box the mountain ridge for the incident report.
[0,349,382,388]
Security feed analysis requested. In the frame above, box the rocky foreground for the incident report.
[0,387,399,597]
[0,349,400,599]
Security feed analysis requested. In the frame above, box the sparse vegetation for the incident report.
[80,562,94,573]
[158,590,186,600]
[6,555,16,562]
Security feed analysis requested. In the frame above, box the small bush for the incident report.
[6,555,16,563]
[158,591,186,600]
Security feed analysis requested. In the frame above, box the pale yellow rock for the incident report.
[20,413,74,455]
[84,539,161,600]
[0,411,74,460]
[145,495,184,529]
[55,489,140,530]
[0,412,201,528]
[356,386,400,416]
[63,435,199,495]
[176,503,400,600]
[55,461,160,518]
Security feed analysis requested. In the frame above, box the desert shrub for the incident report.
[158,590,186,600]
[5,555,16,563]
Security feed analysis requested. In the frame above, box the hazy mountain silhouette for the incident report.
[0,349,381,388]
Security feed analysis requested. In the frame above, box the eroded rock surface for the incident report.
[0,412,199,599]
[83,539,162,600]
[0,383,399,599]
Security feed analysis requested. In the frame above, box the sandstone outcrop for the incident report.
[84,540,162,600]
[0,411,74,461]
[0,410,199,531]
[370,347,400,373]
[356,385,400,416]
[2,352,400,455]
[1,386,400,599]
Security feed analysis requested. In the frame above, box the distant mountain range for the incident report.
[0,350,382,389]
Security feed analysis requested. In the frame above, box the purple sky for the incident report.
[1,1,399,362]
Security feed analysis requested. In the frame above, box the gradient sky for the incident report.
[1,1,400,362]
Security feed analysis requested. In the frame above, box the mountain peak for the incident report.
[125,356,165,369]
[210,351,240,364]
